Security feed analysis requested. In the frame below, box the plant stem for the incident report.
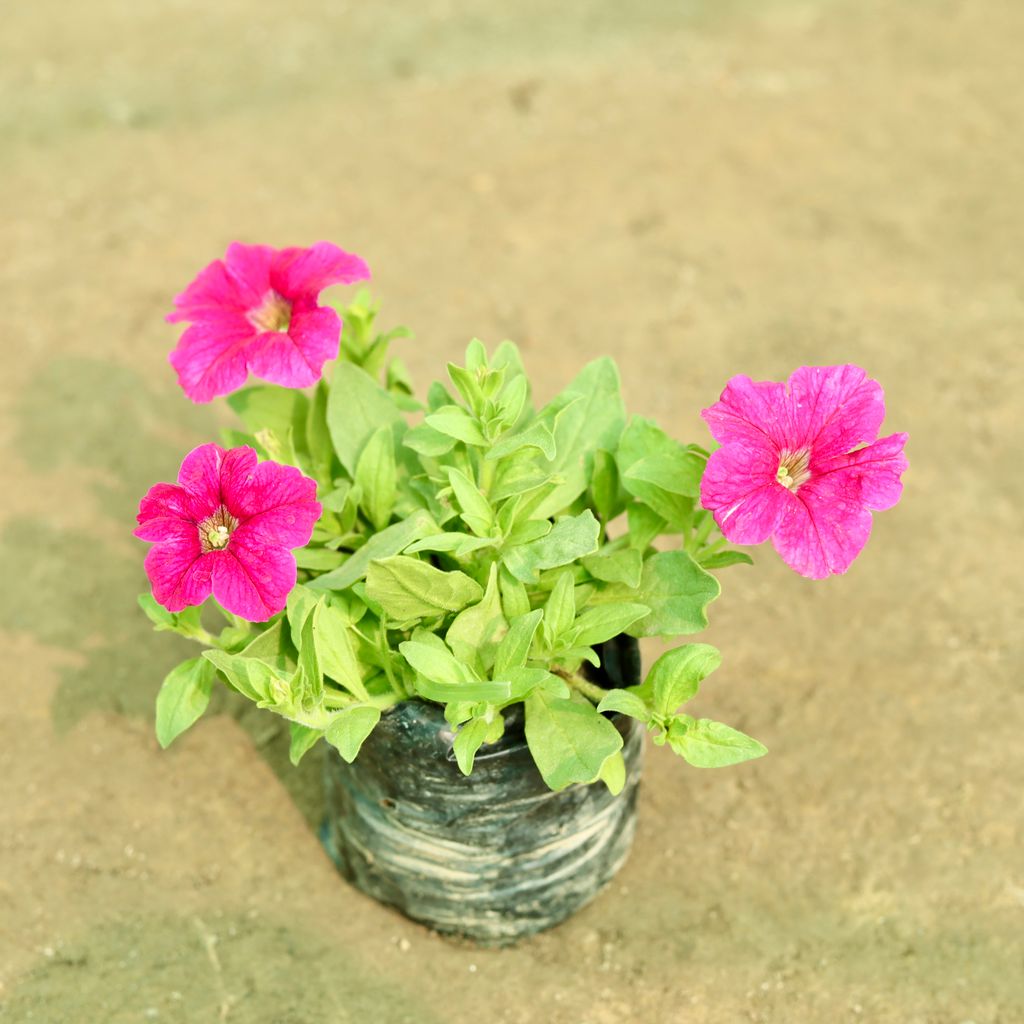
[563,672,610,705]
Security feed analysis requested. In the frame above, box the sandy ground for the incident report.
[1,0,1022,1021]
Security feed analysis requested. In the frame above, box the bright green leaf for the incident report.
[524,690,624,791]
[325,705,382,763]
[288,723,322,765]
[582,547,643,588]
[643,643,722,715]
[327,362,404,474]
[667,716,767,768]
[503,509,600,583]
[494,609,543,676]
[570,602,650,648]
[355,425,397,531]
[155,657,216,748]
[307,511,438,592]
[366,556,483,621]
[425,405,486,446]
[698,549,754,569]
[447,468,494,537]
[596,689,651,723]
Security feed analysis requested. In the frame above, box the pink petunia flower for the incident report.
[700,365,908,579]
[135,444,322,621]
[167,241,370,402]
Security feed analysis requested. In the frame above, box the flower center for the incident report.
[248,290,292,333]
[199,505,239,552]
[776,449,811,491]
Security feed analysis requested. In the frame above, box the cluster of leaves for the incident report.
[145,293,765,791]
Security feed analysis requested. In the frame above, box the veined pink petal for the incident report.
[246,331,323,390]
[288,304,343,372]
[144,536,213,611]
[788,365,886,462]
[135,516,196,545]
[167,259,247,323]
[223,243,275,305]
[137,482,193,527]
[224,458,320,547]
[701,443,792,545]
[218,446,259,505]
[169,318,256,403]
[271,242,370,299]
[812,432,909,511]
[177,444,225,516]
[702,375,794,451]
[212,538,297,621]
[772,478,873,578]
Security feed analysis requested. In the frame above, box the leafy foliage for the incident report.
[142,296,764,788]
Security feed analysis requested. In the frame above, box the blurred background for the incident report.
[1,1,1021,1021]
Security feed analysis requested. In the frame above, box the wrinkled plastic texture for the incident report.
[321,637,644,945]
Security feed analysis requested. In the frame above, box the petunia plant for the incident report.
[137,241,908,790]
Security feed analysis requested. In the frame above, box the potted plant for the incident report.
[135,241,908,945]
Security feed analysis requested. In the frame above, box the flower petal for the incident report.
[812,432,908,511]
[270,242,370,299]
[212,538,297,621]
[245,331,323,389]
[144,536,213,611]
[169,317,256,403]
[167,258,249,323]
[136,482,195,540]
[771,478,873,578]
[177,444,225,516]
[701,375,793,451]
[788,365,886,463]
[223,242,275,306]
[701,443,792,545]
[218,446,259,507]
[224,459,321,547]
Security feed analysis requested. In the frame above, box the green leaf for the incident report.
[366,556,483,621]
[524,690,624,791]
[202,649,278,703]
[486,419,556,461]
[594,550,720,638]
[228,385,307,439]
[288,723,322,766]
[596,689,651,723]
[617,417,705,527]
[642,643,722,715]
[327,362,404,474]
[354,425,397,531]
[286,584,319,649]
[598,750,626,795]
[155,657,215,748]
[499,569,531,619]
[570,602,650,647]
[138,594,207,640]
[543,570,576,647]
[313,600,371,701]
[404,533,496,556]
[626,502,667,551]
[667,716,767,768]
[698,549,754,569]
[493,609,543,676]
[415,676,513,704]
[447,468,495,537]
[582,547,643,588]
[591,448,624,523]
[307,511,438,592]
[305,380,335,485]
[399,634,473,685]
[425,405,486,446]
[446,565,507,669]
[325,705,382,763]
[295,603,324,708]
[452,716,492,775]
[403,422,457,457]
[503,509,601,583]
[293,548,345,571]
[531,358,626,518]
